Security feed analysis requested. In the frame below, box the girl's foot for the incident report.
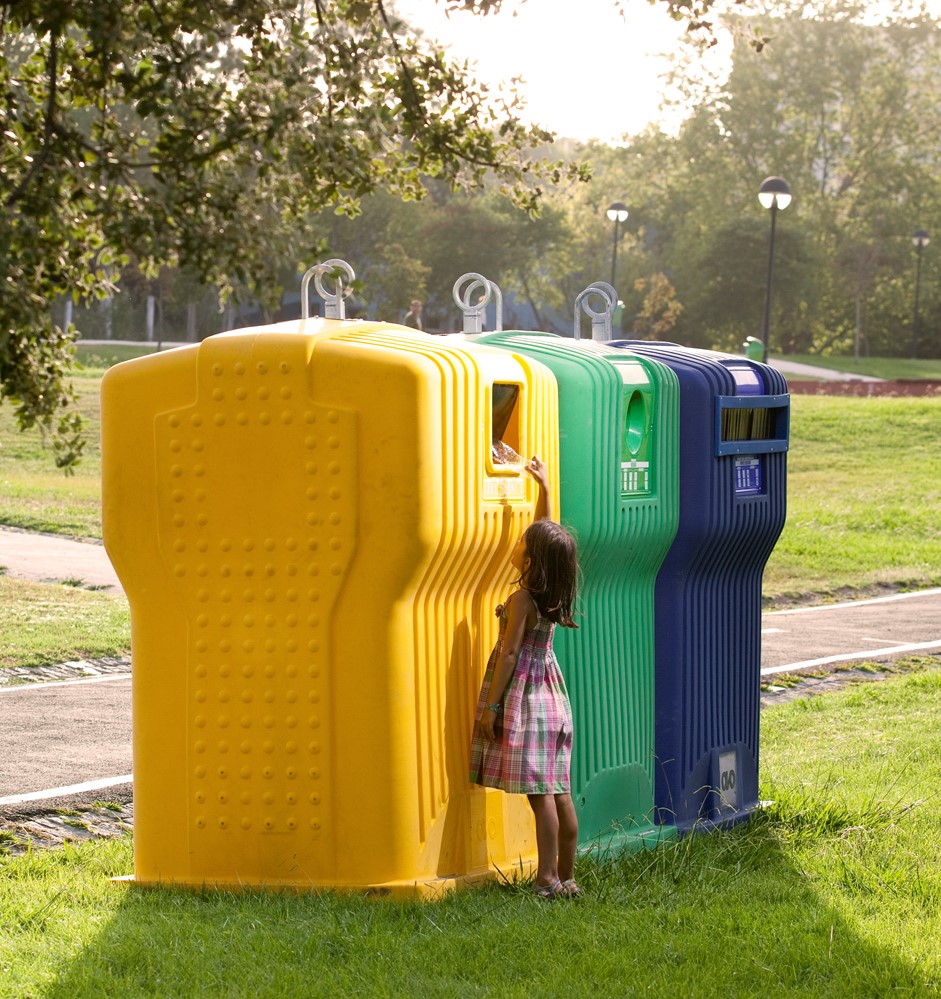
[533,879,562,900]
[558,879,583,898]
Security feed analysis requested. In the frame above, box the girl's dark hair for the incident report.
[518,520,580,628]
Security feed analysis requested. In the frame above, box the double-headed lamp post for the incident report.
[758,177,792,363]
[911,228,930,360]
[606,201,629,288]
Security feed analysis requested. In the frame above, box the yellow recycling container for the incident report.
[101,318,558,896]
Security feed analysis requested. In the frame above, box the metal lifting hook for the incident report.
[574,281,618,341]
[300,258,356,320]
[452,273,503,334]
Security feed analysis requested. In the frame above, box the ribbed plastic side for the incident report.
[477,333,680,850]
[611,342,788,832]
[314,329,558,886]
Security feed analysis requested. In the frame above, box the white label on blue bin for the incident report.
[734,455,762,495]
[620,461,650,495]
[718,750,740,810]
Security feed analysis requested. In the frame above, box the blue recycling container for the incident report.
[475,332,680,851]
[610,341,789,831]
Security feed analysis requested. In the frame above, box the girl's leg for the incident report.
[554,793,579,883]
[527,794,560,887]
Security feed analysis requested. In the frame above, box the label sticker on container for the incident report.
[620,387,652,499]
[620,461,650,496]
[483,478,526,501]
[734,455,762,495]
[718,750,740,810]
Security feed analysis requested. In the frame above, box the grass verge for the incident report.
[0,576,129,669]
[0,374,102,538]
[763,395,941,602]
[73,341,189,373]
[1,668,939,998]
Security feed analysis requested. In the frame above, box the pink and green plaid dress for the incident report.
[469,598,574,795]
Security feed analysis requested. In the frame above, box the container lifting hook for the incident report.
[574,281,617,341]
[453,273,503,335]
[300,258,356,320]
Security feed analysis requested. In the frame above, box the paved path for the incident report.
[0,529,128,807]
[767,358,885,382]
[0,676,132,802]
[761,589,941,674]
[0,527,121,592]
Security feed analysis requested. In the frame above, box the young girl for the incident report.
[469,455,582,899]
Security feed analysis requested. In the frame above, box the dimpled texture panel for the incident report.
[153,339,356,877]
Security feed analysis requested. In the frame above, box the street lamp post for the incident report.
[606,201,629,289]
[911,228,930,360]
[758,177,792,364]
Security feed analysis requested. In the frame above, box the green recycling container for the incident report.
[742,337,765,362]
[476,331,680,850]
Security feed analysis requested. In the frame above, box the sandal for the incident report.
[532,879,562,900]
[558,879,583,898]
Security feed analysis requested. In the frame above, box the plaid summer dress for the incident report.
[469,597,574,795]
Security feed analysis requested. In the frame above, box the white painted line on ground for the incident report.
[761,639,941,677]
[767,588,941,616]
[762,628,785,634]
[0,673,131,694]
[0,774,133,806]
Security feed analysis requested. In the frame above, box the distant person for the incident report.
[402,299,423,330]
[468,456,583,900]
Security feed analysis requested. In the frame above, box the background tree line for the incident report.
[79,0,941,356]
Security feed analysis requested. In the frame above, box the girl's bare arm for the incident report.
[479,591,534,740]
[527,455,552,522]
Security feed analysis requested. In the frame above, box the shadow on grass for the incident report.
[41,816,932,999]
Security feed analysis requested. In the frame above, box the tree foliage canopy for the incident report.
[2,0,597,467]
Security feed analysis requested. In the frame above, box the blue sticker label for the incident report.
[734,455,762,495]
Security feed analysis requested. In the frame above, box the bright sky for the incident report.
[393,0,941,145]
[394,0,692,143]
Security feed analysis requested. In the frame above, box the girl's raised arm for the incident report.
[526,455,552,522]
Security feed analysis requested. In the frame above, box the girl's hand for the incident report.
[526,455,552,520]
[479,707,498,741]
[526,455,549,489]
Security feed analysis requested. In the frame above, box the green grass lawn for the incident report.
[0,342,189,538]
[1,663,939,998]
[0,575,129,669]
[75,341,158,371]
[0,374,102,538]
[763,395,941,601]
